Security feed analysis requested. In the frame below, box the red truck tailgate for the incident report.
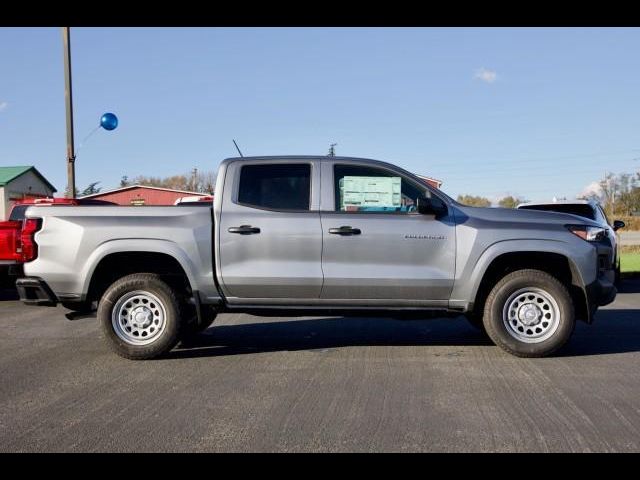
[0,221,21,262]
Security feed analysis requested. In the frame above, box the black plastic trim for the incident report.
[16,277,58,306]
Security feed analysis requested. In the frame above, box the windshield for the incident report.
[519,204,595,220]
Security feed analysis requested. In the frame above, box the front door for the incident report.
[320,162,456,305]
[218,161,323,302]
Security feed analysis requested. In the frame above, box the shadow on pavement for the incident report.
[619,277,640,293]
[165,305,640,360]
[0,288,18,301]
[166,316,494,359]
[560,308,640,357]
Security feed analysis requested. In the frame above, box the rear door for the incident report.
[218,160,323,302]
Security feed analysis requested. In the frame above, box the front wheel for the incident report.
[97,273,183,360]
[483,269,575,358]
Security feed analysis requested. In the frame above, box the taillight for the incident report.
[16,218,42,262]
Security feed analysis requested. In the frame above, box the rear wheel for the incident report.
[483,269,575,358]
[98,273,183,360]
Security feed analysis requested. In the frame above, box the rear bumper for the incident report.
[16,277,58,306]
[0,263,23,288]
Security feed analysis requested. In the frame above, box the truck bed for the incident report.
[22,205,219,302]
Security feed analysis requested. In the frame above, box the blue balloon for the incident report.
[100,112,118,131]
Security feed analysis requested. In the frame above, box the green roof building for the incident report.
[0,166,57,220]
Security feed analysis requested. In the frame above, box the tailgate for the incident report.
[0,221,21,262]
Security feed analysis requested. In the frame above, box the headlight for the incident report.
[566,225,607,242]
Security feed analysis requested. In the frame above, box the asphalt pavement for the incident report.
[1,280,640,452]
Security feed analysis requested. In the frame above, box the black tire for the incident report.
[97,273,183,360]
[483,269,575,358]
[614,265,622,290]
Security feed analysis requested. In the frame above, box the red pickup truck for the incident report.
[0,198,115,287]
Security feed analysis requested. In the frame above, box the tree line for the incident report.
[586,171,640,218]
[456,170,640,216]
[72,169,217,197]
[119,168,216,194]
[456,194,527,209]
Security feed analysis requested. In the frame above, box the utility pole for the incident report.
[62,27,76,198]
[191,167,198,191]
[328,143,337,157]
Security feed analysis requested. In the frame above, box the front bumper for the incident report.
[16,277,58,306]
[583,264,616,323]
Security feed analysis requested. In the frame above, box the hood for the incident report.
[454,205,601,228]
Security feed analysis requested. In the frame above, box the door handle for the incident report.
[328,226,361,235]
[228,225,261,235]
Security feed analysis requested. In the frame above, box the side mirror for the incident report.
[613,220,625,231]
[416,195,446,217]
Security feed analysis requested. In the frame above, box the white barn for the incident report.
[0,166,57,220]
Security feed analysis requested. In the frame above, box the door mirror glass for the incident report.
[417,195,446,216]
[613,220,626,231]
[416,196,434,215]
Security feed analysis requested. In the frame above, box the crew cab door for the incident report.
[217,160,323,302]
[319,161,456,305]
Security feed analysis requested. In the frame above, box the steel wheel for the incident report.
[111,290,167,346]
[502,287,560,343]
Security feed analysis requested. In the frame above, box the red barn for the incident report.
[80,185,211,206]
[417,175,443,189]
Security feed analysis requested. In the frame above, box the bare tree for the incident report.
[125,170,216,193]
[197,170,216,194]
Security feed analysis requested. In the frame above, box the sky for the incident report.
[1,27,639,203]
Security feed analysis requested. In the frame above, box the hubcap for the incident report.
[111,290,167,346]
[502,287,560,343]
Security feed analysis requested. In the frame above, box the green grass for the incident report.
[621,252,640,274]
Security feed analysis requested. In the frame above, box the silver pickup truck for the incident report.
[16,156,616,359]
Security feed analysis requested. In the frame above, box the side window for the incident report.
[597,205,610,225]
[333,164,424,213]
[238,163,311,211]
[9,205,28,221]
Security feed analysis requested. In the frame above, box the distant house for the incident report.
[80,185,211,206]
[417,175,443,189]
[0,166,57,220]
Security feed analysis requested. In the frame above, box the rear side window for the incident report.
[597,205,610,225]
[9,205,28,221]
[238,164,311,211]
[519,204,596,220]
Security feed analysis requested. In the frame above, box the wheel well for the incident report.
[87,252,192,304]
[473,251,589,322]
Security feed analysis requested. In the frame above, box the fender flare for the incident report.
[79,238,198,297]
[457,239,589,309]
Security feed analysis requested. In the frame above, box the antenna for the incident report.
[233,139,244,157]
[328,143,337,157]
